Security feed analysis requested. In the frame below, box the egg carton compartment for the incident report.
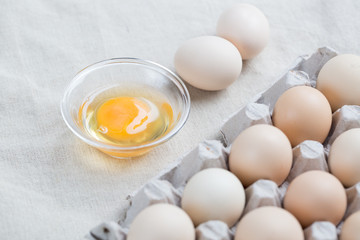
[86,47,360,240]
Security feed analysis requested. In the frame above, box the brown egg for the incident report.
[340,211,360,240]
[284,170,347,228]
[329,128,360,187]
[229,124,292,187]
[272,86,332,147]
[234,206,304,240]
[317,54,360,112]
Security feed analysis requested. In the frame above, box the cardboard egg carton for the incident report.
[86,47,360,240]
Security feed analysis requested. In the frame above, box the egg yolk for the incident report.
[96,96,159,142]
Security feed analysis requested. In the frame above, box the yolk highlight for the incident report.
[96,96,159,142]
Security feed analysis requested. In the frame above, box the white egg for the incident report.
[216,3,270,60]
[127,203,195,240]
[174,36,242,91]
[181,168,246,227]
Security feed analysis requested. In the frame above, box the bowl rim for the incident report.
[60,57,191,151]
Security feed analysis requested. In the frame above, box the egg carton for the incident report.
[86,47,360,240]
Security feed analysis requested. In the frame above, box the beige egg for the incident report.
[235,206,304,240]
[284,170,347,228]
[181,168,245,227]
[127,203,195,240]
[174,36,242,91]
[216,3,269,59]
[329,128,360,187]
[317,54,360,112]
[272,86,332,147]
[340,211,360,240]
[229,124,292,187]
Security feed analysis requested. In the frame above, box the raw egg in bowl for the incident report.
[61,58,190,159]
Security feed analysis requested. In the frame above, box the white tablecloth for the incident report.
[1,0,359,239]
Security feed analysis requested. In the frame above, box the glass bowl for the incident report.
[60,58,191,159]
